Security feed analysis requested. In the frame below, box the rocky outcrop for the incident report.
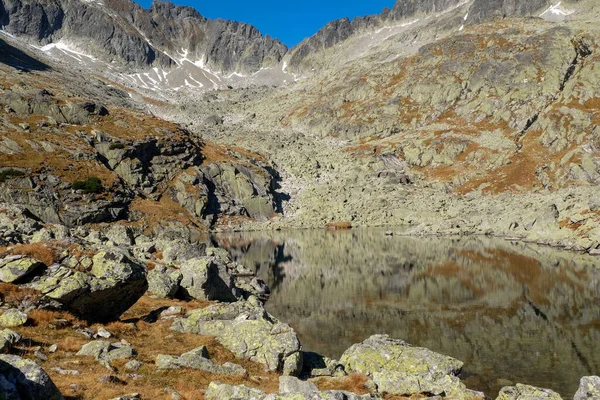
[0,0,286,73]
[0,354,63,400]
[30,250,148,322]
[339,335,481,397]
[172,300,302,375]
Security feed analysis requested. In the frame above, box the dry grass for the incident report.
[325,222,353,230]
[0,283,41,305]
[0,241,63,266]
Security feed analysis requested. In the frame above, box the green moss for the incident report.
[72,176,103,193]
[0,169,25,183]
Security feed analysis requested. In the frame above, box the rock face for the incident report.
[339,335,480,397]
[171,300,302,375]
[0,354,63,400]
[31,250,148,322]
[0,0,286,73]
[0,256,45,283]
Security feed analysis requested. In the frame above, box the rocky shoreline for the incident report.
[1,207,599,399]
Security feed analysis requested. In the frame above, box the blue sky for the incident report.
[136,0,396,48]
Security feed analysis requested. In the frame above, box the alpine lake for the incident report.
[213,228,600,398]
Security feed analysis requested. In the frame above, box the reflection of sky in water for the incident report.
[215,229,600,398]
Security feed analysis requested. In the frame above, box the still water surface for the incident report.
[214,229,600,398]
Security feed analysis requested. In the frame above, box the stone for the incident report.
[178,257,237,301]
[0,329,22,352]
[172,301,302,375]
[124,360,143,371]
[0,256,45,283]
[109,394,141,400]
[97,375,126,385]
[278,376,318,393]
[339,335,477,397]
[574,376,600,400]
[77,340,136,363]
[0,354,63,400]
[48,344,58,353]
[104,225,134,246]
[96,327,112,338]
[205,382,267,400]
[156,346,246,375]
[147,265,182,298]
[34,250,148,322]
[496,383,563,399]
[0,309,28,327]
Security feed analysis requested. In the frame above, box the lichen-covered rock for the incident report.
[574,376,600,400]
[0,309,28,328]
[0,354,64,400]
[156,346,246,374]
[179,257,237,301]
[147,265,182,298]
[278,376,318,394]
[76,340,136,363]
[0,329,21,353]
[496,383,563,400]
[0,256,45,283]
[205,382,267,400]
[33,250,147,322]
[339,335,479,397]
[172,300,302,375]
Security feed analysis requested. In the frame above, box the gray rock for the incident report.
[156,346,246,375]
[124,360,143,372]
[278,376,318,394]
[339,335,479,397]
[77,340,136,363]
[496,383,563,399]
[32,250,148,322]
[205,382,267,400]
[172,300,302,375]
[0,329,22,352]
[0,354,64,400]
[574,376,600,400]
[147,265,182,298]
[179,257,237,301]
[0,309,28,328]
[0,256,45,283]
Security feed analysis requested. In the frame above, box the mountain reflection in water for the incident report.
[213,229,600,398]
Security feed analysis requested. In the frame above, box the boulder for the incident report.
[156,346,246,375]
[77,340,136,363]
[0,329,22,352]
[278,376,318,394]
[147,265,182,298]
[574,376,600,400]
[339,335,480,397]
[496,383,563,399]
[205,382,267,400]
[0,309,28,328]
[32,250,147,322]
[172,300,302,375]
[205,382,379,400]
[0,354,63,400]
[0,256,45,283]
[179,257,237,302]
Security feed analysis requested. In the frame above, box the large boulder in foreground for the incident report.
[574,376,600,400]
[32,250,147,322]
[339,335,482,398]
[0,354,63,400]
[495,383,563,399]
[171,299,302,375]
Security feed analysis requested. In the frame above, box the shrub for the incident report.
[0,169,25,183]
[72,176,103,194]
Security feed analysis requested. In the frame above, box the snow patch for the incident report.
[539,2,573,17]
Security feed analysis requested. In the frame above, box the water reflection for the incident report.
[213,229,600,398]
